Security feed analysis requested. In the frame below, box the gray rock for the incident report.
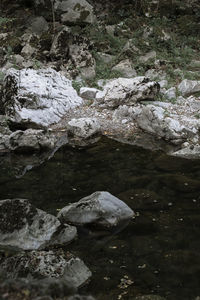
[68,118,100,139]
[27,16,49,35]
[97,52,115,64]
[8,129,56,152]
[95,77,159,108]
[170,145,200,159]
[145,69,166,81]
[60,0,96,24]
[21,44,36,57]
[1,250,91,288]
[133,295,166,300]
[178,79,200,96]
[132,104,198,144]
[69,43,96,80]
[1,68,83,128]
[34,0,96,24]
[139,51,156,63]
[80,87,100,100]
[58,191,134,227]
[158,80,168,88]
[164,87,176,100]
[0,199,77,250]
[111,59,137,78]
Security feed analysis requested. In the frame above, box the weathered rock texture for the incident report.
[68,117,100,139]
[95,77,160,108]
[0,199,77,250]
[58,191,134,227]
[1,68,83,128]
[34,0,96,24]
[132,103,199,145]
[1,250,91,288]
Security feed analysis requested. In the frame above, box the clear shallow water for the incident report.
[0,137,200,300]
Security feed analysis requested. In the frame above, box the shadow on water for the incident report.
[0,137,200,300]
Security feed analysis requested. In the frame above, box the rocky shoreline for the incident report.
[1,0,200,299]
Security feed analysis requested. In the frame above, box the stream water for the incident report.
[0,137,200,300]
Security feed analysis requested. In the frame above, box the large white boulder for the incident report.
[1,68,83,128]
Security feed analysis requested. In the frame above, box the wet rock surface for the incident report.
[58,191,134,227]
[1,250,91,288]
[0,199,77,250]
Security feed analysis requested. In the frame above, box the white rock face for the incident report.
[178,79,200,96]
[95,77,159,108]
[58,191,134,227]
[0,199,77,250]
[2,68,83,128]
[1,250,91,288]
[68,117,100,139]
[132,104,199,144]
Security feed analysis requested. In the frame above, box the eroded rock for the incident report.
[1,250,91,288]
[178,79,200,96]
[0,199,77,250]
[68,118,100,139]
[95,77,160,108]
[58,191,134,227]
[1,68,83,128]
[132,104,199,145]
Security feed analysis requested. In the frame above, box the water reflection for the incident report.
[0,137,200,300]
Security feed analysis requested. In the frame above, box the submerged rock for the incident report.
[0,199,77,250]
[1,250,91,288]
[1,68,83,128]
[95,77,159,108]
[57,191,134,227]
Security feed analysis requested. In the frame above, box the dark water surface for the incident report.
[1,137,200,300]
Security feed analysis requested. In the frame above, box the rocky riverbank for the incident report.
[0,1,200,299]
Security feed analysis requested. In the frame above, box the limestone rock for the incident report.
[111,59,137,78]
[178,79,200,96]
[58,191,134,227]
[1,68,83,128]
[27,16,49,35]
[139,51,156,63]
[68,118,100,139]
[95,77,160,108]
[60,0,96,25]
[80,87,100,100]
[164,87,176,100]
[1,250,91,288]
[8,129,56,152]
[34,0,96,24]
[132,104,199,144]
[0,199,77,250]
